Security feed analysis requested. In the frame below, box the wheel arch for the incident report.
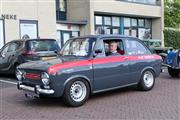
[63,75,93,94]
[140,67,156,78]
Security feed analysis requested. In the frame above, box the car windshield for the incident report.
[27,40,60,52]
[60,38,90,57]
[150,41,161,47]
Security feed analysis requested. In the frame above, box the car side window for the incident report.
[93,40,105,57]
[103,39,125,56]
[1,44,10,55]
[125,39,151,55]
[7,43,19,53]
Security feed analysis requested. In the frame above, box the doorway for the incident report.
[0,19,5,49]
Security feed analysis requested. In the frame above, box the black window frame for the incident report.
[103,38,126,57]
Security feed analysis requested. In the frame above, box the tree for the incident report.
[164,0,180,28]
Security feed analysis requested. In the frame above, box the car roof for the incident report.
[72,35,139,41]
[9,38,56,43]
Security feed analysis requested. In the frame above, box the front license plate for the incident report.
[23,91,39,98]
[42,57,56,60]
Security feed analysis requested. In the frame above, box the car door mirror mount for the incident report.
[95,49,102,54]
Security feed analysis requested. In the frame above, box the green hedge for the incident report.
[164,29,180,49]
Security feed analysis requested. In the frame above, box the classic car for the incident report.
[0,39,60,74]
[17,35,162,107]
[163,49,180,77]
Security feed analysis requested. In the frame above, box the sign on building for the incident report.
[20,20,38,39]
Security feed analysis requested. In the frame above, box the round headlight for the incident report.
[16,70,23,81]
[41,72,50,86]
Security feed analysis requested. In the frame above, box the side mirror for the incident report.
[94,49,102,54]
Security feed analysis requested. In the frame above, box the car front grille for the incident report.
[24,73,41,80]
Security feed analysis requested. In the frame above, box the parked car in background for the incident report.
[142,39,162,48]
[0,39,60,74]
[163,49,180,77]
[17,35,162,107]
[142,39,172,62]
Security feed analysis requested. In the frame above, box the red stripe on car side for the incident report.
[48,60,92,75]
[48,55,162,75]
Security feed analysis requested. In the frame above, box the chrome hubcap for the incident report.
[70,81,87,102]
[143,71,154,88]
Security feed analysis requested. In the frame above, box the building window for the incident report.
[95,15,121,35]
[121,0,158,5]
[131,18,137,27]
[95,16,103,25]
[145,19,152,28]
[56,0,66,12]
[138,19,145,27]
[112,17,120,27]
[104,17,111,26]
[56,0,67,20]
[20,20,38,39]
[124,18,152,39]
[57,30,80,48]
[124,18,131,27]
[95,15,152,39]
[59,0,66,12]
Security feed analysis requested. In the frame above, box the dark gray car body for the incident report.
[17,35,162,97]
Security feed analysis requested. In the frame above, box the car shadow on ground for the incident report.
[0,74,16,80]
[15,85,139,108]
[159,72,180,80]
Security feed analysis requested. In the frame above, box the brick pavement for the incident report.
[0,72,180,120]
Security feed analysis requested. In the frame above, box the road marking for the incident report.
[0,79,17,85]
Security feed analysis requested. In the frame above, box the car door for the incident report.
[0,43,10,70]
[0,42,19,71]
[92,38,130,92]
[124,38,152,83]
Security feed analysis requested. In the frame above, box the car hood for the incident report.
[18,56,86,72]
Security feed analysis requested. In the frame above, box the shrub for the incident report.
[164,29,180,49]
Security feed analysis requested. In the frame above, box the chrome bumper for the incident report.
[17,83,54,95]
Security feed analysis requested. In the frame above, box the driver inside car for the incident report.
[106,41,120,56]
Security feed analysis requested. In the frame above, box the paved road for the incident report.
[0,72,180,120]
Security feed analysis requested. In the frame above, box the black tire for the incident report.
[138,70,155,91]
[13,63,19,76]
[168,67,179,77]
[63,78,90,107]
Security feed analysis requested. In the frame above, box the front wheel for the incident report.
[63,79,90,107]
[138,70,155,91]
[168,67,179,77]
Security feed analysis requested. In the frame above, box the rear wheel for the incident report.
[63,78,90,107]
[138,70,155,91]
[168,67,179,77]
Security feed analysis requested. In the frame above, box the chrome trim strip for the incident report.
[93,83,138,94]
[19,84,54,95]
[19,85,35,92]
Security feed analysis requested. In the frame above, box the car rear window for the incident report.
[26,39,60,52]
